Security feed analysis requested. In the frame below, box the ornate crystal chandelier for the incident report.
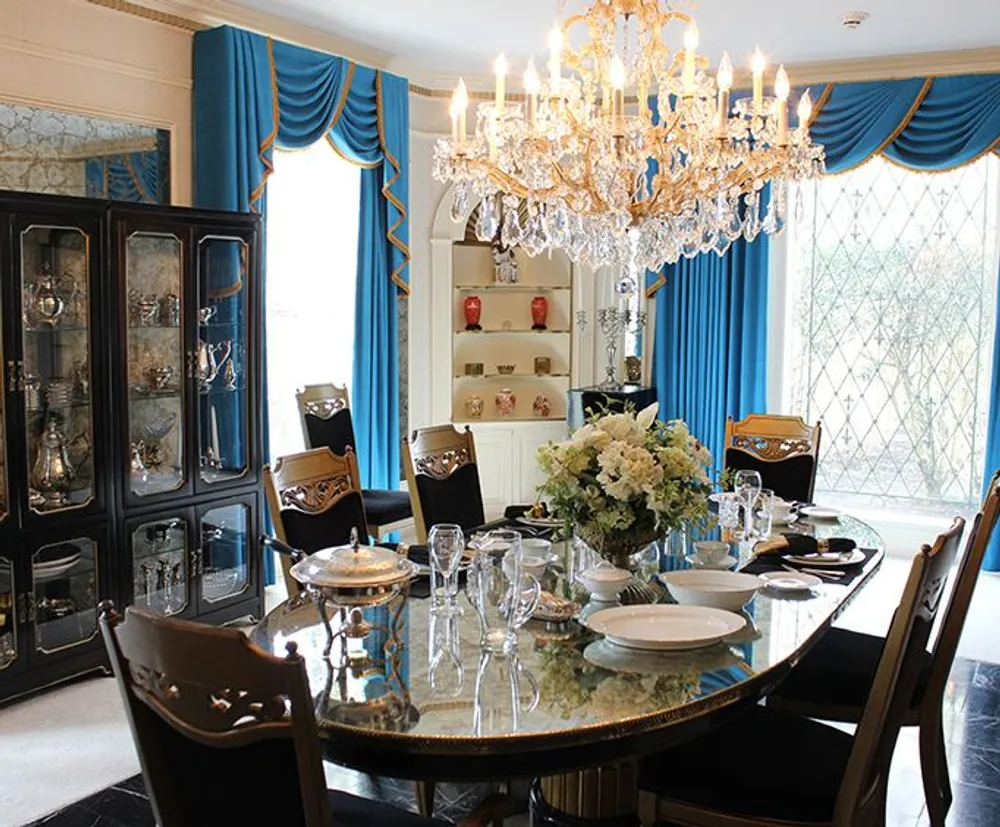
[433,0,826,273]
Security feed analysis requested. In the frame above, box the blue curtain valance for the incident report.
[810,73,1000,174]
[194,27,410,293]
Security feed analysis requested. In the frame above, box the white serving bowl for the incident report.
[657,570,763,612]
[503,541,557,579]
[578,565,632,601]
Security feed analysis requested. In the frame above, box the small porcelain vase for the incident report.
[625,355,642,383]
[495,388,516,417]
[464,295,483,330]
[465,395,484,419]
[532,394,551,418]
[530,296,548,330]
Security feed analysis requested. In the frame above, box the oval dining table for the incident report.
[252,514,884,826]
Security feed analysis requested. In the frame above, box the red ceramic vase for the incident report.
[464,295,482,330]
[531,295,548,330]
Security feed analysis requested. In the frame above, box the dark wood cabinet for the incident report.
[0,192,263,704]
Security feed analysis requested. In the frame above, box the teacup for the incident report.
[693,540,730,566]
[503,538,554,579]
[771,498,794,524]
[577,565,631,601]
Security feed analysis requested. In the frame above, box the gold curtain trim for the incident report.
[825,77,934,176]
[882,132,1000,175]
[645,272,666,298]
[808,84,835,128]
[376,70,411,296]
[249,37,280,212]
[324,61,379,167]
[122,153,156,203]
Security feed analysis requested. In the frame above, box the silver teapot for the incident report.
[196,339,232,391]
[31,418,75,506]
[26,264,68,326]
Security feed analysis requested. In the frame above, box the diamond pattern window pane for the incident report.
[787,155,1000,516]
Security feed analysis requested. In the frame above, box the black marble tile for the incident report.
[951,744,1000,791]
[973,661,1000,693]
[955,713,1000,753]
[27,804,135,827]
[915,782,1000,827]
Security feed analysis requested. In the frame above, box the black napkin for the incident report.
[753,533,857,559]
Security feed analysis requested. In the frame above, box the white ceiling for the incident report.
[228,0,1000,80]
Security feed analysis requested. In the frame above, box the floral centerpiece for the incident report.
[537,402,713,568]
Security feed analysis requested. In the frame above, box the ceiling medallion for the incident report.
[433,0,826,275]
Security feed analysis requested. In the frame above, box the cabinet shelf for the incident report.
[24,324,88,333]
[130,387,182,400]
[454,373,571,379]
[454,284,571,292]
[459,415,567,424]
[129,323,181,330]
[455,329,571,335]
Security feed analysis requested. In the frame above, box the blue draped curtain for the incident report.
[193,27,410,582]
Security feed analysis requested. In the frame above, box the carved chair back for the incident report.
[921,469,1000,714]
[296,383,356,456]
[834,517,965,824]
[264,447,368,595]
[403,424,485,543]
[99,603,330,827]
[723,413,822,503]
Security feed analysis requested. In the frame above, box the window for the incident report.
[265,142,360,460]
[782,155,1000,518]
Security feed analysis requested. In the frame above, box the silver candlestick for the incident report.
[596,306,647,390]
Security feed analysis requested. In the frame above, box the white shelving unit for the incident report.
[450,244,573,424]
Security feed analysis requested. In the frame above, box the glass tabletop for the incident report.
[251,515,883,774]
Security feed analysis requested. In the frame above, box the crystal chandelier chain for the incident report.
[433,0,826,272]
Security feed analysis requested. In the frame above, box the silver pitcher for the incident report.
[31,418,75,506]
[196,339,232,391]
[26,264,68,326]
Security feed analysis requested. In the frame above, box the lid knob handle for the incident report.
[350,527,360,553]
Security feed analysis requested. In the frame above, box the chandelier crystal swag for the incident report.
[433,0,826,274]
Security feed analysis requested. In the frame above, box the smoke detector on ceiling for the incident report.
[841,10,870,29]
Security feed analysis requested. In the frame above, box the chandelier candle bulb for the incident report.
[448,96,459,142]
[548,26,563,93]
[797,89,813,128]
[494,53,507,115]
[455,78,469,144]
[716,51,733,136]
[524,58,541,129]
[683,21,698,94]
[775,64,790,144]
[751,47,765,112]
[610,54,626,129]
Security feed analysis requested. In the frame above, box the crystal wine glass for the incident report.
[733,470,763,541]
[428,523,465,616]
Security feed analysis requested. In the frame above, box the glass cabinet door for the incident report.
[198,502,250,608]
[124,233,186,498]
[32,537,98,655]
[20,226,94,515]
[197,236,250,486]
[131,517,190,616]
[0,558,15,671]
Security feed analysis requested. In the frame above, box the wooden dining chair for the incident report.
[766,469,1000,826]
[723,413,822,503]
[296,383,413,540]
[403,424,486,543]
[98,602,451,827]
[636,517,965,827]
[263,447,370,597]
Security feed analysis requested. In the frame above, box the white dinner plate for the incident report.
[784,548,866,568]
[759,571,823,592]
[516,515,562,528]
[797,506,841,521]
[684,553,738,571]
[582,638,742,675]
[32,553,82,581]
[584,604,746,651]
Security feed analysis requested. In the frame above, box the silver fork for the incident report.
[782,563,844,580]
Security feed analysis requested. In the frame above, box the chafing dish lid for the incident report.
[290,529,416,590]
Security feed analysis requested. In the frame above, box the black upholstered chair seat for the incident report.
[638,706,853,823]
[724,448,816,504]
[770,627,931,718]
[330,789,450,827]
[362,488,412,524]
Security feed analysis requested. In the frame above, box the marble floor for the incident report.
[23,657,1000,827]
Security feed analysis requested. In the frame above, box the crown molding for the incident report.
[96,2,1000,97]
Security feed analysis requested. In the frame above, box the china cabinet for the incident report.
[0,191,263,704]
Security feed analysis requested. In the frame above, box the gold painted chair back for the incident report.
[263,447,368,596]
[295,382,352,452]
[403,424,484,543]
[724,413,822,502]
[99,603,330,827]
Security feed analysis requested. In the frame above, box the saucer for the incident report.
[759,571,822,592]
[684,552,738,570]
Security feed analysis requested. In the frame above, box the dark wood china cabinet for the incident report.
[0,192,263,703]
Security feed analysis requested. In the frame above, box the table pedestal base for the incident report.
[530,762,639,826]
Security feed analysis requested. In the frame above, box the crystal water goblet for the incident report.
[429,523,464,616]
[755,487,775,539]
[733,470,763,540]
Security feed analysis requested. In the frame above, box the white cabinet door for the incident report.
[465,424,513,517]
[514,422,567,504]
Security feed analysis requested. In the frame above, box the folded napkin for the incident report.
[752,532,857,561]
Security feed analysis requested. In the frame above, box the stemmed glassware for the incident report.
[428,523,465,616]
[733,470,763,541]
[427,612,464,697]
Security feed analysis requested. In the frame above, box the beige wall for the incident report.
[0,0,193,204]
